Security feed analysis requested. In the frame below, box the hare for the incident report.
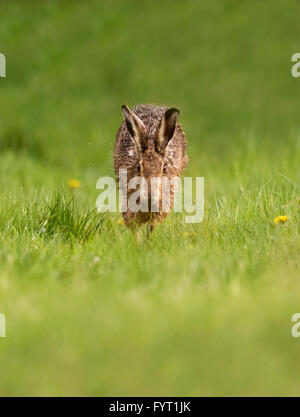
[114,104,188,232]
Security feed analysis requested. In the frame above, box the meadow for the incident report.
[0,0,300,395]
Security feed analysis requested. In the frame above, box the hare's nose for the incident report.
[139,181,148,201]
[150,178,161,197]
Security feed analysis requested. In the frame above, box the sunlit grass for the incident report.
[0,0,300,396]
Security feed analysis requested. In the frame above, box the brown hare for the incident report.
[114,104,188,232]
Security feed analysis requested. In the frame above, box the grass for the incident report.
[38,192,106,244]
[0,0,300,396]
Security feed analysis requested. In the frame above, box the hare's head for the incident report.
[121,104,179,185]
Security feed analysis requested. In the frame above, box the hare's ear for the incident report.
[122,105,147,153]
[155,108,179,154]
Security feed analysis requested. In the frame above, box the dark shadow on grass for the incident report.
[0,128,45,160]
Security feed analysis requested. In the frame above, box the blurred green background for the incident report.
[0,0,300,396]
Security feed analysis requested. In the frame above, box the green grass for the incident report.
[0,0,300,396]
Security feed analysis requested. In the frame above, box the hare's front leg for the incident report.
[136,229,141,244]
[145,223,155,238]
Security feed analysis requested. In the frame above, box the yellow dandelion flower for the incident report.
[183,232,190,238]
[274,215,288,224]
[189,244,193,249]
[69,179,80,189]
[118,218,124,225]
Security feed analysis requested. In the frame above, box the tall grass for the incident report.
[0,191,105,243]
[39,192,105,243]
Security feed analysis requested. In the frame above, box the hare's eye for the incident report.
[136,163,141,172]
[163,163,167,173]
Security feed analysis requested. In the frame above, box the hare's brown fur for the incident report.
[114,104,188,230]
